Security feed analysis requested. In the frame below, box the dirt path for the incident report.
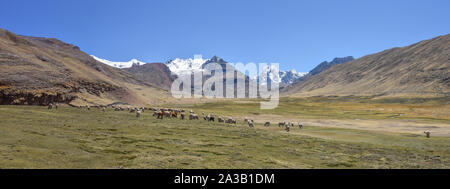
[238,114,450,137]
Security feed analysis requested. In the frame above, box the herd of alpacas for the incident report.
[47,103,303,132]
[47,103,432,137]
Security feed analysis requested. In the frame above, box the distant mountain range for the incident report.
[1,27,448,106]
[166,56,208,75]
[93,55,309,86]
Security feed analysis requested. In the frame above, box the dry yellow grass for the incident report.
[0,105,448,168]
[179,97,450,136]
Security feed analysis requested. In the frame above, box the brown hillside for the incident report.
[283,34,450,97]
[0,28,169,106]
[124,63,176,90]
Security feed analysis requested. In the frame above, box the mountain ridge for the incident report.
[283,34,450,97]
[94,54,311,86]
[124,63,176,90]
[0,28,169,106]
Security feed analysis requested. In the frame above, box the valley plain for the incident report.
[1,96,448,169]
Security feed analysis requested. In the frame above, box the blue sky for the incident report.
[1,0,449,72]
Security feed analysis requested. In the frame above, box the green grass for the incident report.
[0,105,449,168]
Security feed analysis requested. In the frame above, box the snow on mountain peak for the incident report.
[279,69,308,84]
[92,54,307,85]
[91,55,146,68]
[259,65,282,84]
[165,56,209,75]
[259,66,308,85]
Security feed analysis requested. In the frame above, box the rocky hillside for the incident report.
[0,28,169,106]
[124,63,176,90]
[283,34,450,97]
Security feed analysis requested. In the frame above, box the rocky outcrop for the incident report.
[0,88,76,105]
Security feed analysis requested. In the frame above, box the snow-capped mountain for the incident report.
[165,56,209,75]
[166,56,307,85]
[259,64,281,85]
[279,69,308,84]
[259,65,307,86]
[92,54,307,86]
[91,55,146,68]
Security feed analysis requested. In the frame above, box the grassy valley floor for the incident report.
[0,100,449,168]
